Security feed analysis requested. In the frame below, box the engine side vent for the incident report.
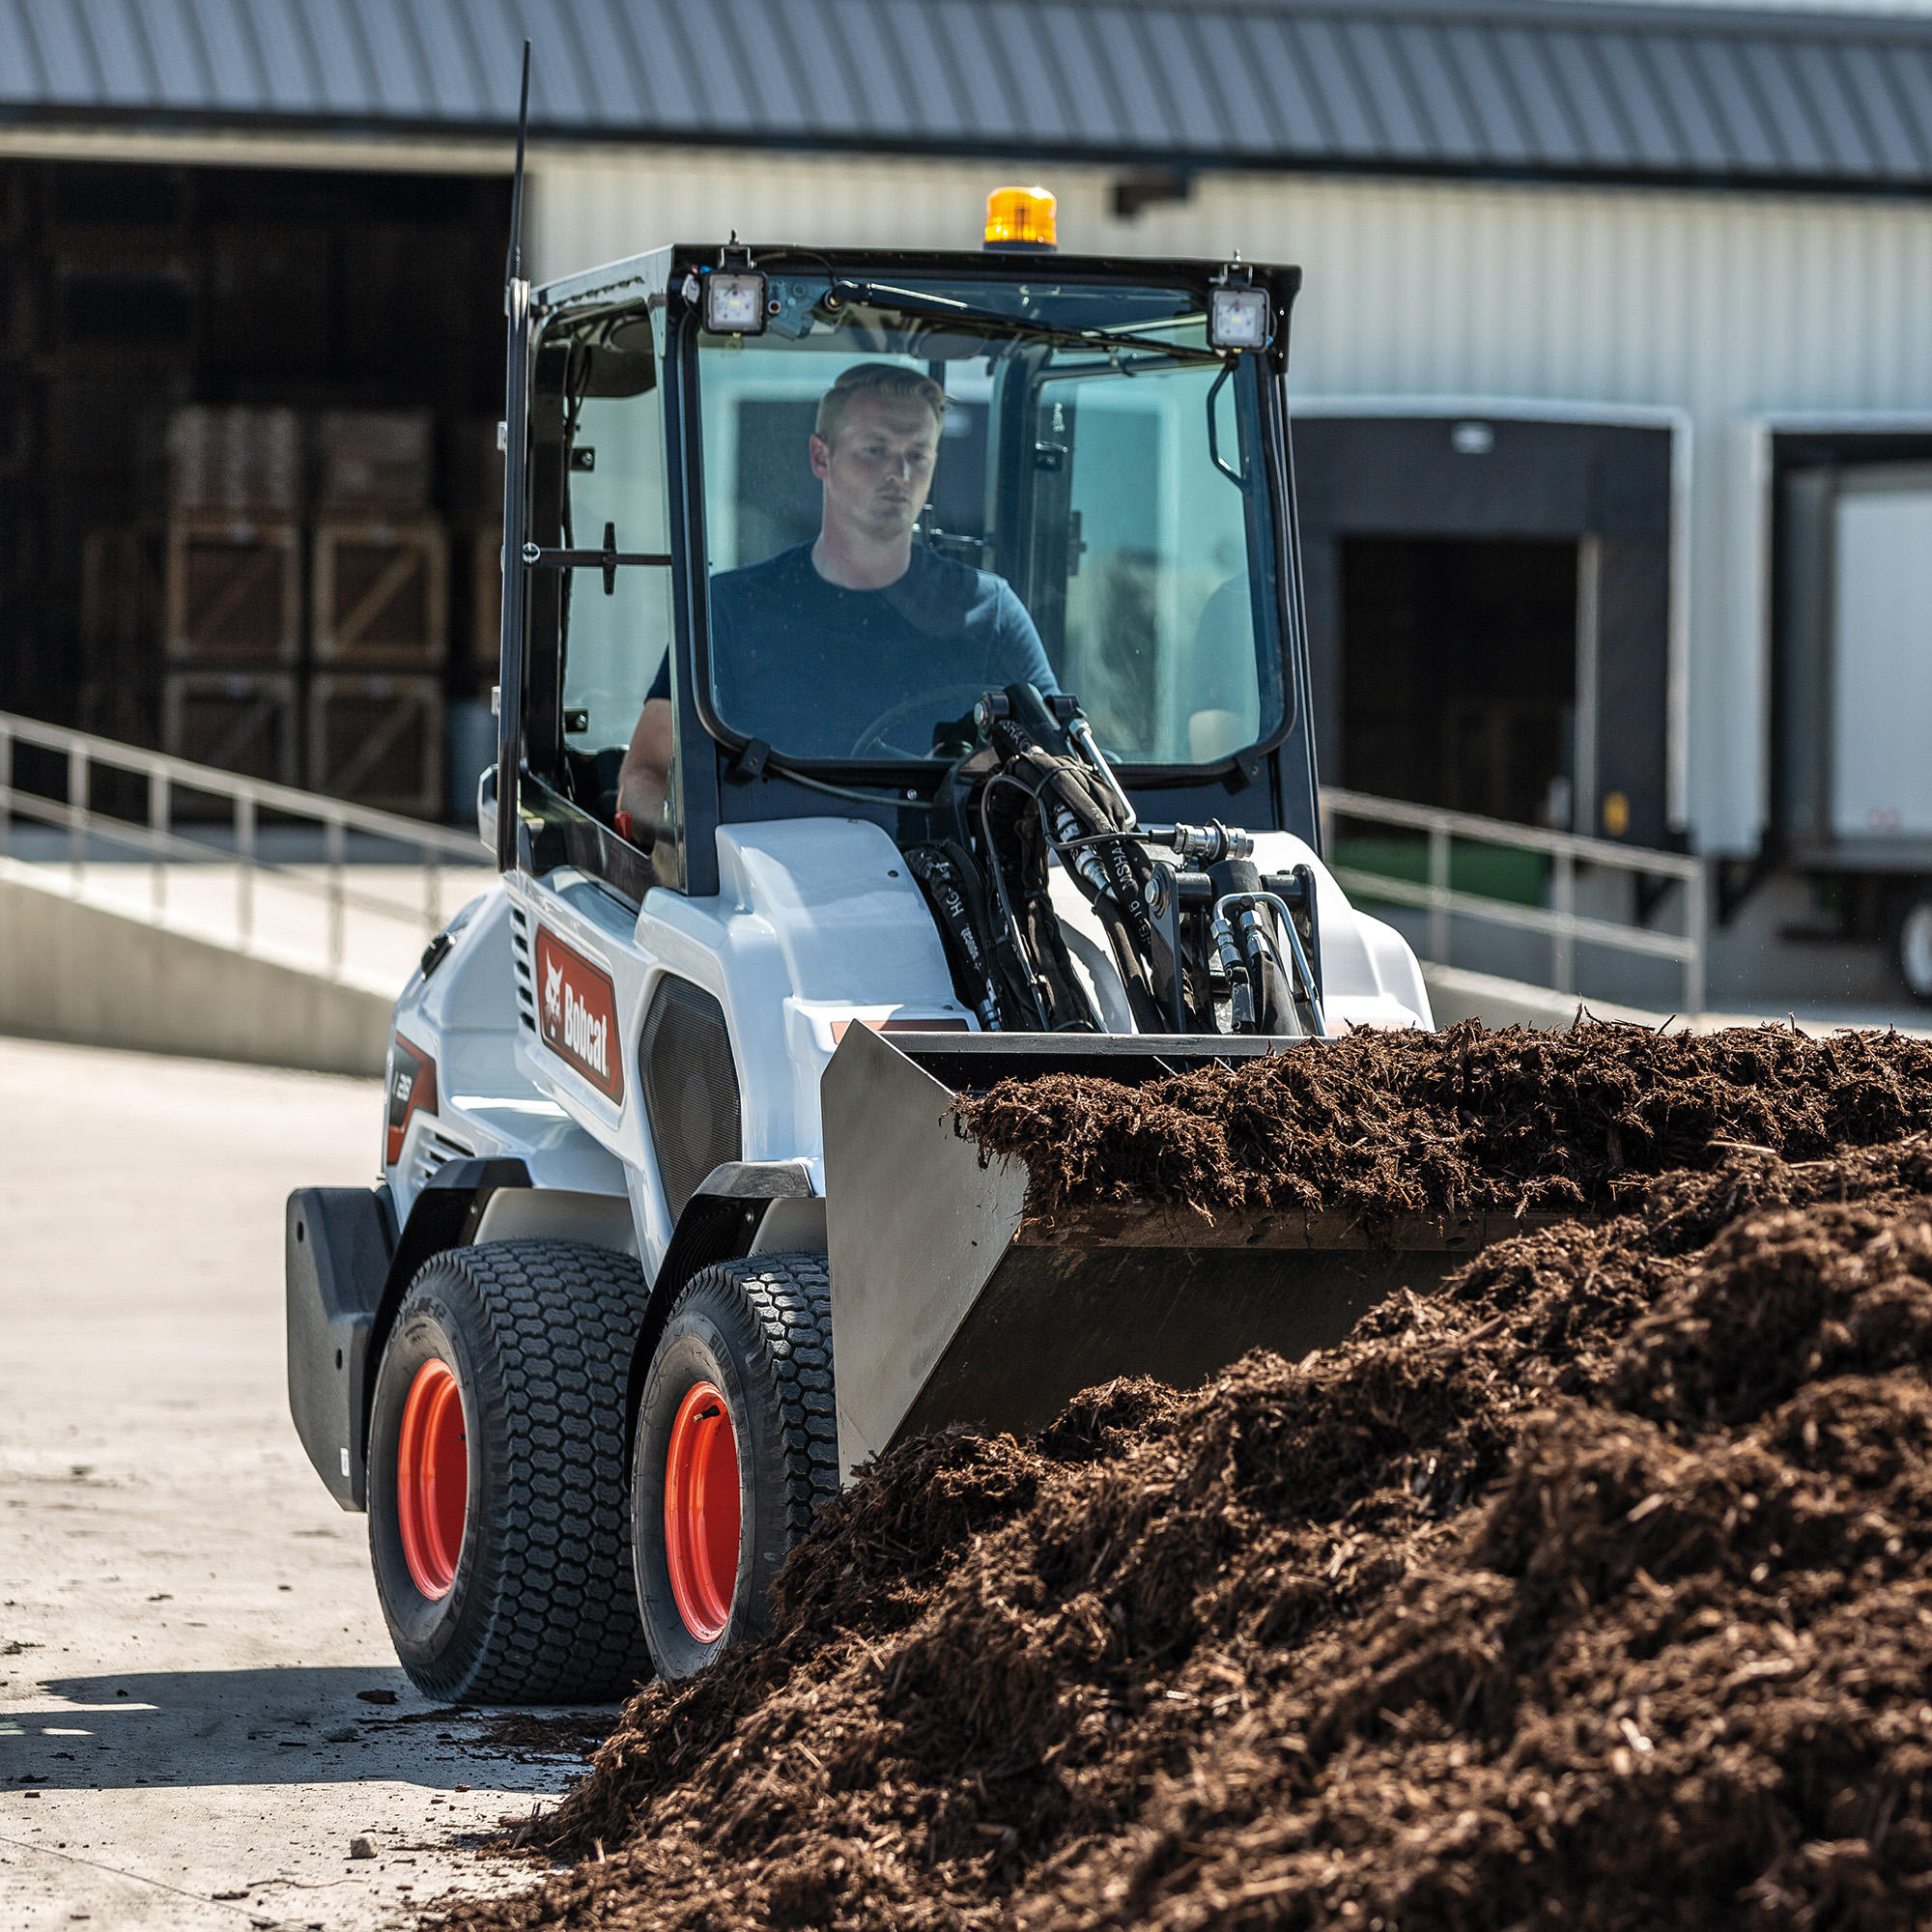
[639,977,741,1221]
[508,904,536,1034]
[413,1128,474,1192]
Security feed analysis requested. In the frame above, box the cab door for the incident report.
[497,289,696,1268]
[509,298,677,897]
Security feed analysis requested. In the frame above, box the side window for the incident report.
[1039,364,1265,765]
[556,308,673,839]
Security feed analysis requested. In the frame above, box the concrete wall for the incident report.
[0,867,390,1076]
[1422,961,1662,1033]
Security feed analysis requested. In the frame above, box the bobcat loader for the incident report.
[285,187,1448,1703]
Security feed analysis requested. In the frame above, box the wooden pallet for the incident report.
[166,406,301,517]
[163,517,301,667]
[307,671,444,818]
[161,670,299,788]
[311,518,448,668]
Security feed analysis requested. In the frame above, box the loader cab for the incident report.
[498,243,1314,905]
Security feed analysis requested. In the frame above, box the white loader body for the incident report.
[383,827,1432,1277]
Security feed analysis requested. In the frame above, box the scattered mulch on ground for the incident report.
[461,1713,617,1764]
[430,1132,1932,1931]
[370,1707,616,1765]
[956,1017,1932,1219]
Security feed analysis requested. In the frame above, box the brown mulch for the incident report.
[955,1017,1932,1218]
[431,1131,1932,1932]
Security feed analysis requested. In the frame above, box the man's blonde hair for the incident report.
[814,362,946,447]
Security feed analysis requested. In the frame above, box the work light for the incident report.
[1208,284,1270,352]
[703,271,767,334]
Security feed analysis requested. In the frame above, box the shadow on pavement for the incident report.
[2,1665,626,1792]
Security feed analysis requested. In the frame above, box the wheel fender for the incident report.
[357,1157,527,1510]
[286,1184,397,1511]
[625,1160,819,1462]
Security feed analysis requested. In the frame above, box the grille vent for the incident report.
[412,1127,473,1191]
[639,977,741,1220]
[508,904,536,1034]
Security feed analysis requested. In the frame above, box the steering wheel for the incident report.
[848,682,993,760]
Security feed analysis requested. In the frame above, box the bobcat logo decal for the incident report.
[532,926,624,1103]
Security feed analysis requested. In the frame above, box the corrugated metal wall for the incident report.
[531,151,1932,854]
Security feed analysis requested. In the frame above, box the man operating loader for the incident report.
[615,361,1054,840]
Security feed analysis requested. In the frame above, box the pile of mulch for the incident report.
[435,1132,1932,1931]
[956,1017,1932,1218]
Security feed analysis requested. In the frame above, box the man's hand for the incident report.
[616,697,673,844]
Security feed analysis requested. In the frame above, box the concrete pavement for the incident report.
[0,1037,619,1931]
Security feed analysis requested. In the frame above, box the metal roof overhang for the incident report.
[8,0,1932,195]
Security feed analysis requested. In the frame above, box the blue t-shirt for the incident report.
[646,541,1056,758]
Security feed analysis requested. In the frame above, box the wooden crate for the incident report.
[311,518,448,668]
[166,406,301,516]
[162,671,299,787]
[163,517,301,666]
[307,672,444,818]
[314,410,432,514]
[446,418,506,526]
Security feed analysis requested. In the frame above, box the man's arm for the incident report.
[993,580,1061,695]
[616,697,673,841]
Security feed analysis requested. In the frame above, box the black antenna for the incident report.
[505,39,531,287]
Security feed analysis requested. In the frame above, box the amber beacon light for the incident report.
[983,185,1057,251]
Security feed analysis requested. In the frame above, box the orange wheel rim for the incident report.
[664,1380,741,1642]
[396,1357,468,1600]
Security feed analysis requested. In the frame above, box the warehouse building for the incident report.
[6,0,1932,993]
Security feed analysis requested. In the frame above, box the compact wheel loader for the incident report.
[285,194,1446,1703]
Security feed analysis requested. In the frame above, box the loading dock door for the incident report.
[1341,534,1577,825]
[1292,413,1675,845]
[1830,474,1932,839]
[1776,450,1932,851]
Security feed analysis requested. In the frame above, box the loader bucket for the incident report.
[822,1025,1567,1478]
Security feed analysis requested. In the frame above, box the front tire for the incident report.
[632,1255,838,1680]
[367,1240,651,1703]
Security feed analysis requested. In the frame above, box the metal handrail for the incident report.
[1320,785,1707,1013]
[0,708,492,980]
[0,708,1703,1008]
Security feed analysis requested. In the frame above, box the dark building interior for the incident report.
[1341,535,1578,826]
[0,158,508,816]
[1293,413,1675,848]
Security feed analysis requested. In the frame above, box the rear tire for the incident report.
[632,1255,838,1680]
[367,1239,652,1704]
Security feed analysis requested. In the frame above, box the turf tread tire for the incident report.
[368,1238,652,1704]
[633,1253,838,1679]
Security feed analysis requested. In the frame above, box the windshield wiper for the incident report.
[823,280,1217,362]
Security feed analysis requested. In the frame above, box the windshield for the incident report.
[693,277,1283,769]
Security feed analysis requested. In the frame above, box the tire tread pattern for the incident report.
[712,1254,841,1541]
[399,1239,651,1704]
